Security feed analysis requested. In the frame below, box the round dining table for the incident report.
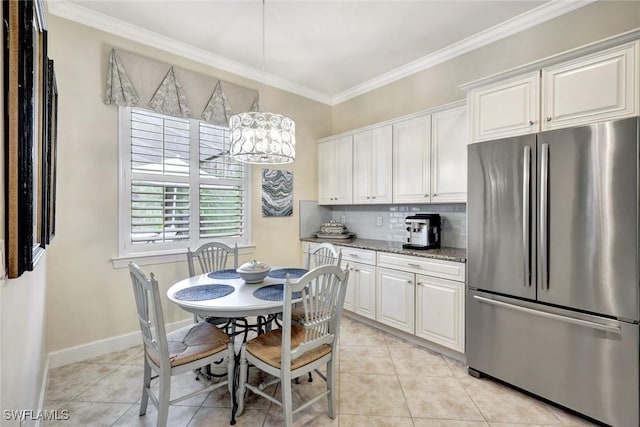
[166,267,308,320]
[166,266,309,425]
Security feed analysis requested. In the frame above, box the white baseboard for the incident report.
[47,319,192,369]
[35,355,50,427]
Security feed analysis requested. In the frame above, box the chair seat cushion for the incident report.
[150,322,230,368]
[246,324,332,370]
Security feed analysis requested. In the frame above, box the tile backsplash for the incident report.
[329,204,466,248]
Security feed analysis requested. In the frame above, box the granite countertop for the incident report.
[300,236,466,263]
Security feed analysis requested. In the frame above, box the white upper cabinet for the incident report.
[469,72,540,143]
[319,102,467,205]
[393,115,431,203]
[318,135,353,205]
[353,125,393,204]
[542,43,638,131]
[467,40,640,143]
[431,105,468,203]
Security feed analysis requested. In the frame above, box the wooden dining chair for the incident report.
[236,264,349,426]
[128,263,234,427]
[187,242,238,277]
[305,242,342,270]
[187,242,239,326]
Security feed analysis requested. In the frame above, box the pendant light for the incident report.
[228,0,296,164]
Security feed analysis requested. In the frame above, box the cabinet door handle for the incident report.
[546,117,552,122]
[407,280,412,284]
[407,263,421,268]
[433,193,437,197]
[372,196,376,199]
[416,282,424,287]
[529,120,535,125]
[424,194,429,197]
[348,253,360,258]
[366,196,370,199]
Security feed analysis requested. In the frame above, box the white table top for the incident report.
[167,268,303,318]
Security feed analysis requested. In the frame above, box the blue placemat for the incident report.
[207,269,240,279]
[174,284,235,301]
[253,284,302,301]
[268,268,308,279]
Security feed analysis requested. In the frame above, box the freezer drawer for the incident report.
[466,290,639,427]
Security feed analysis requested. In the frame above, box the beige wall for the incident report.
[330,0,640,134]
[0,259,48,426]
[45,14,331,353]
[28,0,640,358]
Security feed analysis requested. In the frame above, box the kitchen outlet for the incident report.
[341,215,346,224]
[376,216,383,227]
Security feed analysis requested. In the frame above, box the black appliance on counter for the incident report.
[402,213,440,249]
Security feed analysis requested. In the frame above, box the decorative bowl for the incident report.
[320,220,347,235]
[237,260,271,283]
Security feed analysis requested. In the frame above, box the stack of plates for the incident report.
[314,231,355,239]
[314,220,355,239]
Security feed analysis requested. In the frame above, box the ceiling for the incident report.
[47,0,595,105]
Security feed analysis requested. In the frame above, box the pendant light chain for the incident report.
[227,0,296,164]
[260,0,265,112]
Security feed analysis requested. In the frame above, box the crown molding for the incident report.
[46,0,333,105]
[47,0,594,106]
[330,0,597,105]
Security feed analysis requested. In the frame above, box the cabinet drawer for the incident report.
[339,247,376,265]
[377,252,465,282]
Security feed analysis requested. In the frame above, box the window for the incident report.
[118,107,250,256]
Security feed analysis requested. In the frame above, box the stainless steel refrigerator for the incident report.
[467,117,639,427]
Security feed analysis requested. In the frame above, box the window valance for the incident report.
[104,48,258,126]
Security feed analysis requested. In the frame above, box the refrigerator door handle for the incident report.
[522,146,531,287]
[539,143,549,290]
[473,295,621,334]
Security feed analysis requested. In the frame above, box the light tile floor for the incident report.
[44,317,599,426]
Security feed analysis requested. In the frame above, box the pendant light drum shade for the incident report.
[229,112,295,164]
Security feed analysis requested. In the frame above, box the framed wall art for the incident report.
[3,0,56,278]
[261,169,293,217]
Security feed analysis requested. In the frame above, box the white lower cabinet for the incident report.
[342,260,356,312]
[340,247,377,319]
[415,275,465,352]
[303,241,465,353]
[376,267,415,334]
[377,252,465,352]
[343,262,376,319]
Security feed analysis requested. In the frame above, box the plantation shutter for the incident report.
[199,122,245,239]
[131,181,190,243]
[129,109,191,244]
[121,107,248,254]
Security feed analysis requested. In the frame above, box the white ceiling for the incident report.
[47,0,595,105]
